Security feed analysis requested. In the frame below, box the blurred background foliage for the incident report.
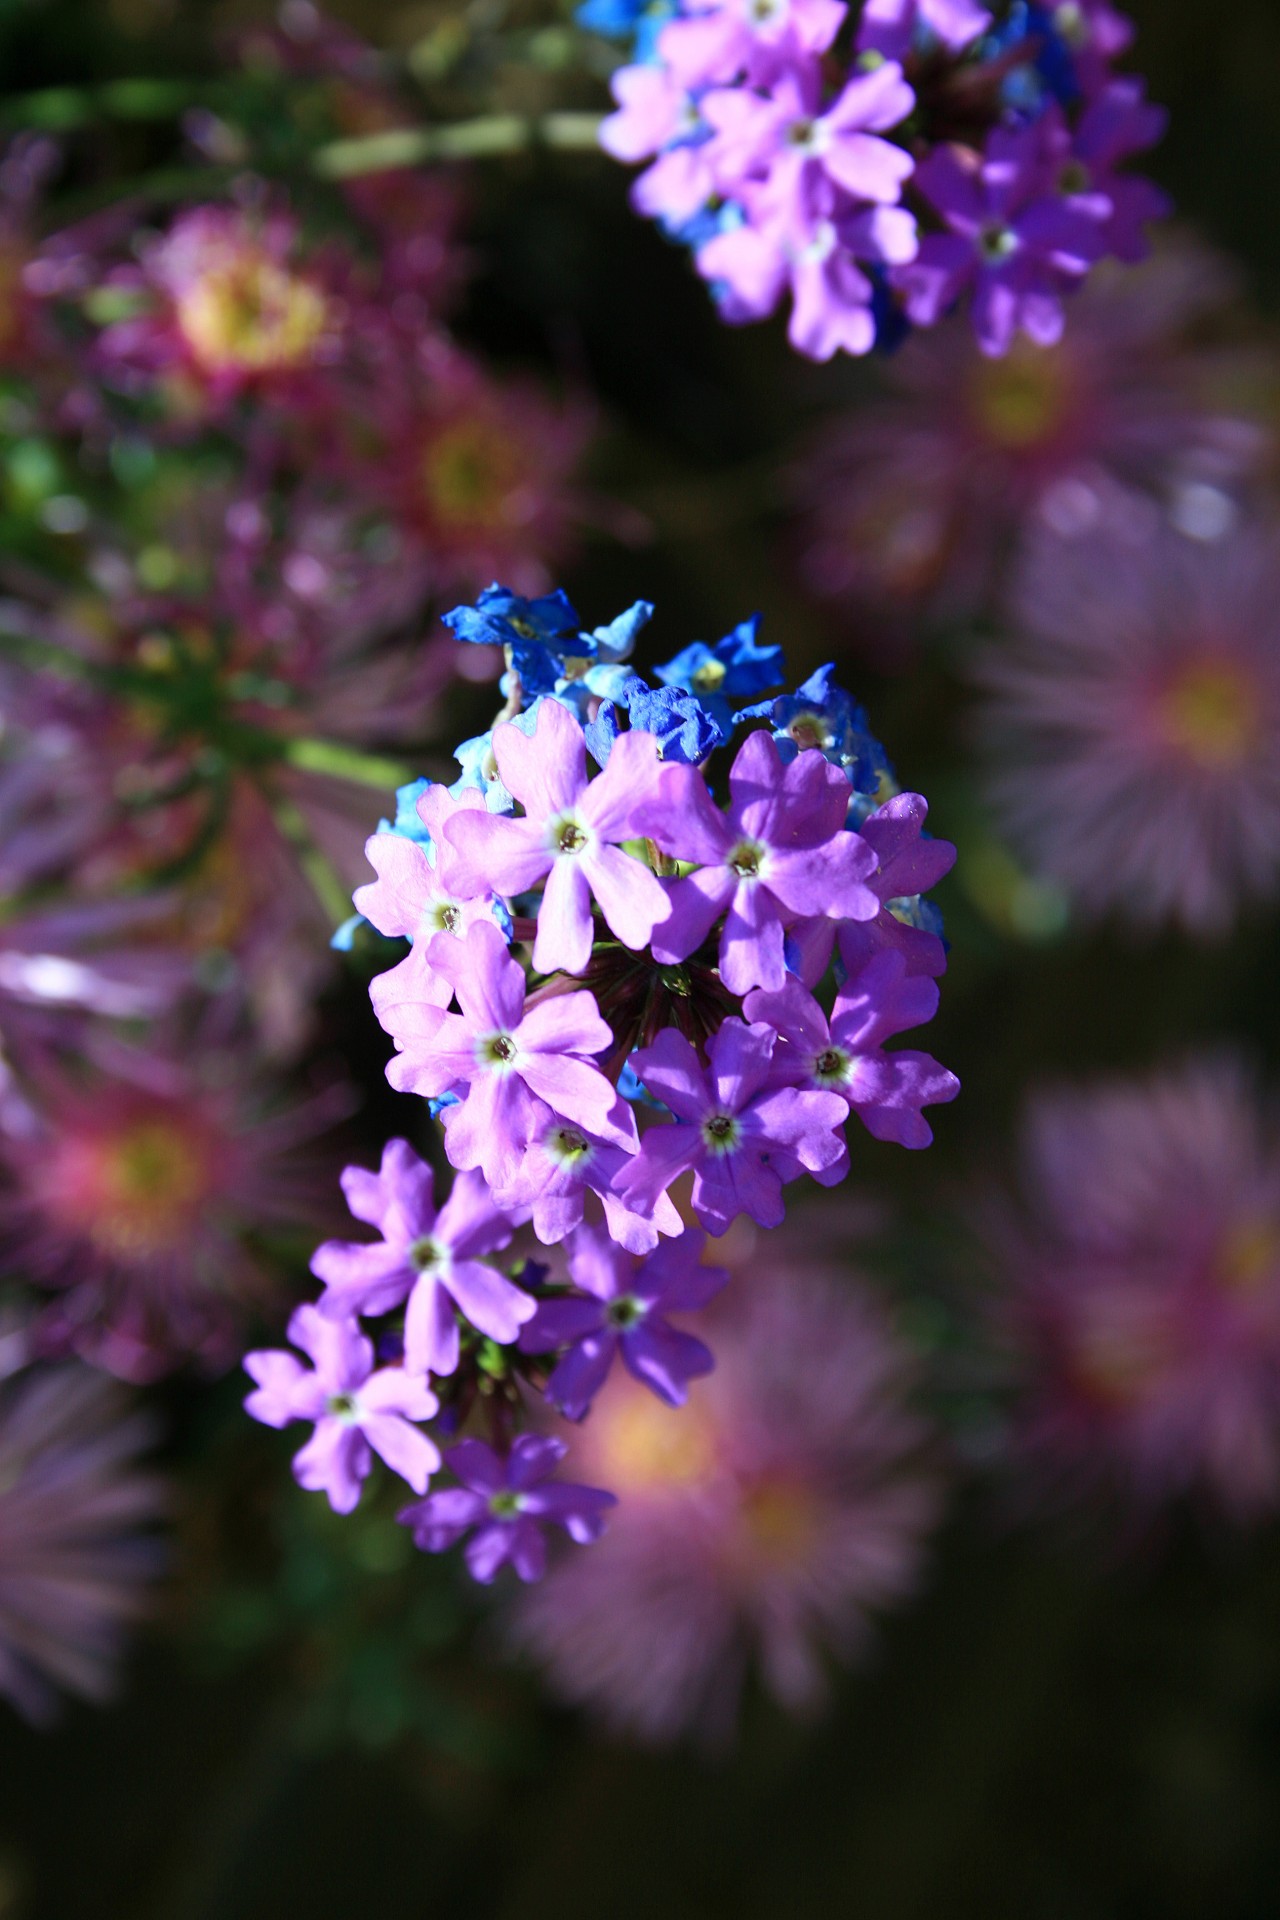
[2,0,1280,1915]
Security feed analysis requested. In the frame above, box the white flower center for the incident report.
[477,1031,521,1072]
[547,809,592,858]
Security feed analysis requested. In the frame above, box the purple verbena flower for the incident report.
[376,919,630,1189]
[309,1140,534,1376]
[398,1434,616,1583]
[618,1019,848,1233]
[244,1303,440,1514]
[856,0,991,59]
[520,1223,729,1417]
[791,792,955,983]
[634,727,878,993]
[657,0,847,91]
[437,696,672,976]
[745,954,959,1153]
[895,117,1109,356]
[495,1105,682,1254]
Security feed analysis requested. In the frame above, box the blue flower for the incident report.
[655,614,783,735]
[442,584,583,652]
[585,599,654,663]
[744,664,894,796]
[576,0,676,57]
[982,2,1080,113]
[376,776,433,844]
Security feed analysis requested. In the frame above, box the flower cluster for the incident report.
[587,0,1167,358]
[246,584,957,1583]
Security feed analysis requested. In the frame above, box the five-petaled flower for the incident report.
[398,1435,617,1583]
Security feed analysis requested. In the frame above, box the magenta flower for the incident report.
[310,1140,534,1377]
[244,1303,440,1515]
[398,1435,616,1583]
[352,784,501,950]
[519,1223,729,1417]
[379,919,629,1189]
[633,728,878,993]
[745,954,959,1154]
[495,1105,683,1255]
[618,1019,848,1233]
[895,119,1109,356]
[438,698,672,977]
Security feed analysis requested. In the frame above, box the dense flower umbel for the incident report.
[990,1060,1280,1522]
[247,585,955,1586]
[588,0,1166,358]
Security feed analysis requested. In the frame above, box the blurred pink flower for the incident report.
[991,1058,1280,1523]
[0,1361,164,1722]
[0,1029,347,1382]
[975,494,1280,934]
[508,1227,941,1742]
[789,242,1270,657]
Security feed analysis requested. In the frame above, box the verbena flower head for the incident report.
[254,583,955,1589]
[507,1235,941,1741]
[990,1058,1280,1523]
[590,0,1165,358]
[0,1362,165,1723]
[975,493,1280,935]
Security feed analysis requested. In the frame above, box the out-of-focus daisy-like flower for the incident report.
[362,344,594,598]
[0,1361,165,1722]
[789,243,1270,652]
[974,492,1280,935]
[0,1031,346,1383]
[989,1059,1280,1524]
[94,204,345,417]
[508,1232,940,1743]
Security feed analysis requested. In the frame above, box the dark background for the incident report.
[2,0,1280,1914]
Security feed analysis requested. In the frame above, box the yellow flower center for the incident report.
[420,419,521,529]
[968,339,1069,450]
[176,252,329,377]
[55,1116,213,1260]
[1156,658,1260,770]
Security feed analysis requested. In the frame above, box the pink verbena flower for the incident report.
[975,494,1280,935]
[493,1106,682,1255]
[633,727,879,993]
[398,1434,616,1583]
[375,919,630,1188]
[507,1236,940,1742]
[519,1222,729,1417]
[437,697,673,976]
[245,1302,440,1514]
[657,0,847,91]
[618,1019,848,1232]
[991,1059,1280,1523]
[310,1140,535,1377]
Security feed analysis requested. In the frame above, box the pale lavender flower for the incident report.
[0,1363,164,1723]
[376,919,629,1188]
[745,952,959,1153]
[657,0,847,91]
[352,784,501,954]
[507,1237,940,1742]
[634,728,878,993]
[618,1019,848,1232]
[520,1223,728,1417]
[310,1140,534,1377]
[437,698,672,977]
[244,1303,439,1514]
[976,498,1280,934]
[398,1435,616,1583]
[495,1106,682,1255]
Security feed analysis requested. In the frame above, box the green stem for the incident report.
[311,110,604,179]
[282,737,413,791]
